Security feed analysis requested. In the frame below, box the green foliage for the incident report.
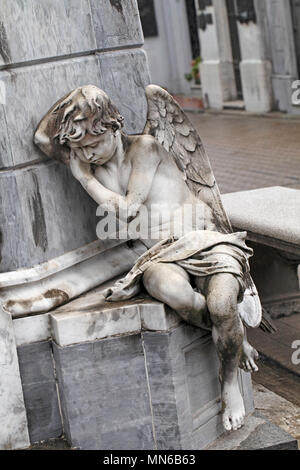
[185,56,202,85]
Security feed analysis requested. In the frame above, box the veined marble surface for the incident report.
[0,305,30,449]
[0,0,143,67]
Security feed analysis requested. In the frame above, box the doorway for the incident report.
[226,0,243,100]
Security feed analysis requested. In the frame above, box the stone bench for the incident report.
[222,186,300,318]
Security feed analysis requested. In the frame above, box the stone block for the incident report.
[0,50,149,169]
[0,56,101,168]
[13,313,50,347]
[143,325,253,450]
[51,296,181,347]
[53,335,155,450]
[17,341,62,444]
[97,49,150,134]
[90,0,143,50]
[51,301,254,450]
[0,306,30,449]
[0,160,97,271]
[0,0,143,67]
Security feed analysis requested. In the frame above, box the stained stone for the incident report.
[0,0,96,66]
[53,335,155,450]
[13,314,51,347]
[0,306,30,449]
[17,341,62,444]
[0,161,97,271]
[52,306,254,450]
[97,49,150,134]
[0,0,144,67]
[90,0,143,50]
[0,56,101,168]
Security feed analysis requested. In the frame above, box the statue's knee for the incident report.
[207,293,237,323]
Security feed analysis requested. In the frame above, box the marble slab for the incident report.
[13,314,51,347]
[97,49,150,135]
[2,241,143,317]
[17,341,62,443]
[0,305,30,449]
[222,187,300,252]
[0,160,97,271]
[53,334,155,450]
[52,318,254,450]
[90,0,143,51]
[51,294,181,347]
[0,0,143,67]
[0,50,149,170]
[0,56,101,168]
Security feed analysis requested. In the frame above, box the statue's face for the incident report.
[68,127,118,165]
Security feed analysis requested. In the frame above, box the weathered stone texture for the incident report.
[0,307,30,449]
[0,56,101,168]
[52,313,254,450]
[17,341,62,443]
[0,161,97,271]
[90,0,143,50]
[0,50,149,271]
[53,335,155,450]
[0,0,143,67]
[98,49,149,134]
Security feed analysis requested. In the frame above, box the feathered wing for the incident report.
[143,85,262,328]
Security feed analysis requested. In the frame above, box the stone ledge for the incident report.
[50,287,182,347]
[222,187,300,250]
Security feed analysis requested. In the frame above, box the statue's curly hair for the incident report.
[53,85,124,145]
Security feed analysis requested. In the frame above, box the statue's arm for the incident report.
[69,152,122,207]
[69,143,160,219]
[125,141,161,216]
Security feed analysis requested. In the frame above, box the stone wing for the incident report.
[143,85,262,328]
[143,85,231,234]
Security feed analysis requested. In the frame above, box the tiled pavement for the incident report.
[187,112,300,194]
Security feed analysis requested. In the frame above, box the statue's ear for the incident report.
[34,94,71,165]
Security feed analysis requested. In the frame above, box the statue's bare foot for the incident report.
[239,339,259,373]
[222,380,245,431]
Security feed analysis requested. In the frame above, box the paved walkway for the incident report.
[188,112,300,194]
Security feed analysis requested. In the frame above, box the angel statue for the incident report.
[34,84,262,432]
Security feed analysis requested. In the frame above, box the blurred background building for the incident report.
[138,0,300,114]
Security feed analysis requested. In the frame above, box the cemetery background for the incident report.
[0,0,299,450]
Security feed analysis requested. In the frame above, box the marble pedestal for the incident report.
[48,291,254,450]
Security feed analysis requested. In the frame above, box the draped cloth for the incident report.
[104,230,253,303]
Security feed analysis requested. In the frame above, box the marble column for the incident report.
[196,0,237,109]
[237,0,273,113]
[265,0,300,114]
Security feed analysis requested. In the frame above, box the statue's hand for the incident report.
[69,149,92,181]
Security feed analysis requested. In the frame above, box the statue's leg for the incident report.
[143,262,211,330]
[205,273,245,431]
